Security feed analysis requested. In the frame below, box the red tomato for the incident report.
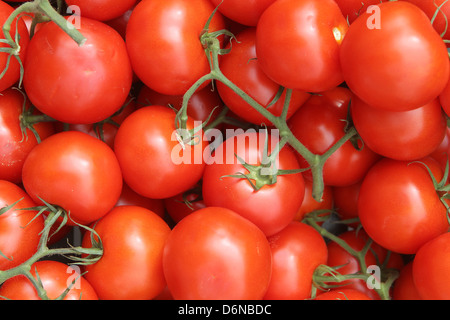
[65,0,138,21]
[288,91,380,187]
[0,180,44,271]
[351,96,447,161]
[326,229,404,300]
[126,0,225,95]
[209,0,276,26]
[439,73,450,117]
[333,0,387,24]
[163,206,272,299]
[315,289,372,300]
[114,105,206,199]
[0,260,98,300]
[115,182,165,219]
[358,157,448,254]
[164,183,206,224]
[412,232,450,300]
[255,0,348,92]
[0,88,55,184]
[0,1,29,92]
[23,16,133,124]
[82,205,171,300]
[293,179,333,222]
[263,221,328,300]
[202,131,305,236]
[340,1,449,111]
[22,131,123,226]
[216,27,310,125]
[332,181,361,224]
[392,262,422,300]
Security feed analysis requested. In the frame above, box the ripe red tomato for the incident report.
[202,131,305,236]
[340,1,449,111]
[332,181,361,224]
[115,182,165,219]
[23,16,133,124]
[351,96,447,161]
[216,27,310,125]
[163,206,272,299]
[0,88,55,184]
[65,0,138,21]
[164,183,206,224]
[358,157,448,254]
[0,1,29,92]
[333,0,387,24]
[263,221,328,300]
[255,0,348,92]
[209,0,276,26]
[22,131,123,226]
[0,260,98,300]
[0,180,44,271]
[412,232,450,300]
[114,105,206,199]
[82,205,171,300]
[126,0,225,95]
[392,262,422,300]
[293,179,333,222]
[314,289,372,300]
[288,90,380,187]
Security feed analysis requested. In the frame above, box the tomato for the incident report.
[326,229,404,300]
[0,88,55,184]
[114,105,206,199]
[431,128,450,171]
[0,180,44,271]
[137,83,223,126]
[65,0,138,21]
[209,0,276,26]
[314,289,372,300]
[340,1,449,111]
[23,16,133,124]
[126,0,225,96]
[0,260,98,300]
[164,183,206,224]
[255,0,348,92]
[439,73,450,117]
[263,221,328,300]
[412,232,450,300]
[0,1,29,92]
[392,262,422,300]
[332,181,361,224]
[288,90,380,187]
[216,27,310,125]
[115,182,165,219]
[333,0,387,24]
[358,157,448,254]
[202,130,305,236]
[82,205,171,300]
[163,206,272,299]
[22,131,123,226]
[403,0,450,45]
[351,96,447,161]
[293,179,333,222]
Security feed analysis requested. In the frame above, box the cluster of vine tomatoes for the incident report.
[1,0,450,301]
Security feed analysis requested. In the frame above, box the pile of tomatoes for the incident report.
[1,0,450,301]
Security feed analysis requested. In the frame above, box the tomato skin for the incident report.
[114,105,206,199]
[332,181,361,224]
[0,180,44,271]
[340,1,449,111]
[126,0,225,96]
[163,206,272,300]
[333,0,387,24]
[392,262,422,300]
[358,157,448,254]
[115,182,165,219]
[202,131,305,236]
[255,0,348,92]
[209,0,276,26]
[23,16,133,124]
[314,289,372,300]
[288,91,380,187]
[263,221,328,300]
[22,131,123,226]
[351,96,447,161]
[0,260,98,300]
[82,205,171,300]
[217,27,310,125]
[0,1,29,92]
[164,184,206,224]
[412,232,450,300]
[65,0,138,21]
[0,88,55,184]
[293,179,333,222]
